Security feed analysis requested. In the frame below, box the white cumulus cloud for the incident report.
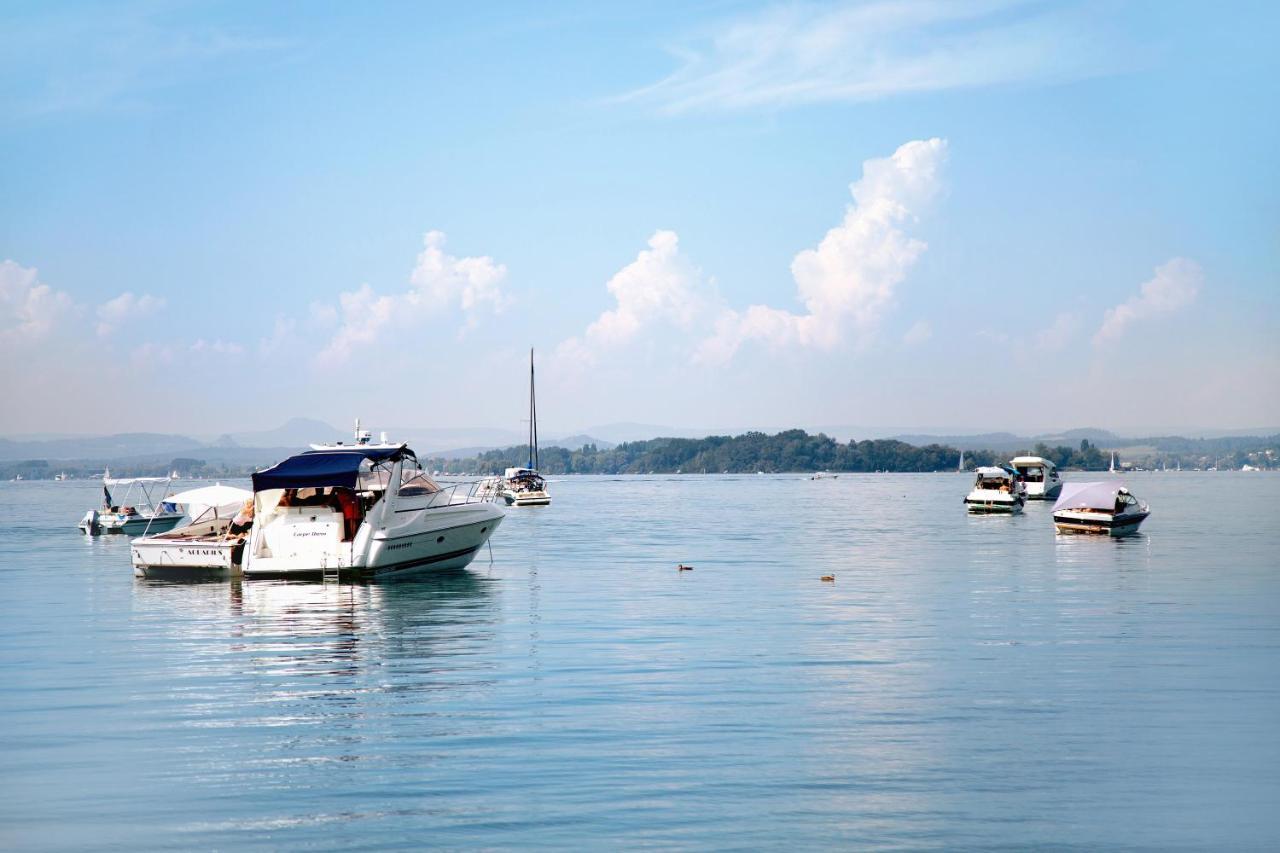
[318,231,508,365]
[698,137,947,363]
[1093,258,1202,345]
[0,260,76,345]
[556,230,710,365]
[96,291,164,336]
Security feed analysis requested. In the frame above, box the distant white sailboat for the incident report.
[958,450,965,472]
[1109,451,1117,473]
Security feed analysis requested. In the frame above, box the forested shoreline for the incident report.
[423,431,1121,475]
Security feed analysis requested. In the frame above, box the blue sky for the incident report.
[1,0,1277,437]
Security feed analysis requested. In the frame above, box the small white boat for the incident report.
[54,472,70,481]
[1009,455,1062,500]
[500,467,551,506]
[80,473,184,535]
[239,427,504,579]
[1052,481,1149,537]
[499,349,552,507]
[964,466,1026,514]
[811,471,838,480]
[131,484,254,579]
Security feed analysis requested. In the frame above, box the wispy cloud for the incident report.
[0,6,291,117]
[903,319,932,346]
[1036,311,1079,351]
[620,0,1115,114]
[1094,258,1202,345]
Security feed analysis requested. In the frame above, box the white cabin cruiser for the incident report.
[131,484,253,579]
[80,474,184,535]
[241,442,504,579]
[964,466,1026,514]
[1052,481,1150,537]
[1009,455,1063,500]
[499,349,552,507]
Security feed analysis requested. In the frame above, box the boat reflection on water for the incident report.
[131,570,501,691]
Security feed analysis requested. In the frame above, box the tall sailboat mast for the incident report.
[528,348,539,470]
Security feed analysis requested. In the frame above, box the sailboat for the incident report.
[1109,451,1118,473]
[958,450,966,472]
[499,349,552,507]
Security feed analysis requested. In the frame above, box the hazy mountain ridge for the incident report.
[3,418,1275,466]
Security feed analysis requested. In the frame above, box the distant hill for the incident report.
[546,434,614,451]
[223,417,344,449]
[0,432,203,462]
[894,429,1121,451]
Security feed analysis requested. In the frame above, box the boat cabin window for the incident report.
[1018,466,1044,482]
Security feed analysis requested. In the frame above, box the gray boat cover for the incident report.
[1053,481,1125,512]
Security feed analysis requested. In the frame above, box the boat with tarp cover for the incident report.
[1052,481,1149,537]
[241,437,504,578]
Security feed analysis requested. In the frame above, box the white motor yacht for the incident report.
[240,434,504,579]
[499,349,552,507]
[1009,455,1063,500]
[131,484,253,579]
[964,466,1026,514]
[80,473,184,535]
[1052,481,1150,537]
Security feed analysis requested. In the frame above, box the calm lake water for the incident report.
[1,472,1278,849]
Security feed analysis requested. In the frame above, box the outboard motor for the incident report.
[80,509,100,535]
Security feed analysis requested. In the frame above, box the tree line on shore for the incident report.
[423,431,1109,475]
[3,431,1275,480]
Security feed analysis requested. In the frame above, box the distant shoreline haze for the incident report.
[2,427,1275,480]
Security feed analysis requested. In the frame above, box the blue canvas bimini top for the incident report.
[252,447,406,492]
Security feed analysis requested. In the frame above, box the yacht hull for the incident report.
[242,503,504,579]
[131,538,240,579]
[88,513,185,536]
[1024,482,1062,500]
[503,490,551,506]
[964,492,1024,514]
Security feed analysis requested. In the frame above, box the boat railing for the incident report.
[422,478,505,507]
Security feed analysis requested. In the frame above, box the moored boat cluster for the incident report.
[962,454,1150,537]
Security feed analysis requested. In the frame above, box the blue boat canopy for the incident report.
[252,447,408,492]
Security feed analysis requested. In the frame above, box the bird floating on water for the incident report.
[820,574,835,582]
[677,563,693,571]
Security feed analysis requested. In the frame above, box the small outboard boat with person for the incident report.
[1052,481,1150,537]
[79,472,184,535]
[964,466,1026,514]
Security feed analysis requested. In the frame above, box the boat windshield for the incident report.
[399,466,442,497]
[1017,465,1045,482]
